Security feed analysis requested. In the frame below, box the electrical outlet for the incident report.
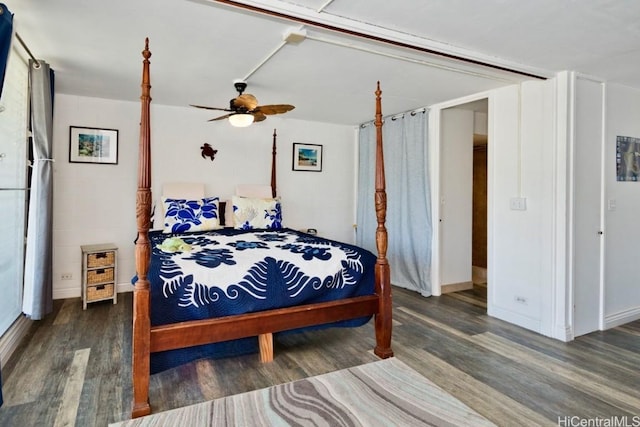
[514,295,527,304]
[61,273,73,280]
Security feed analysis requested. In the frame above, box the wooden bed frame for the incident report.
[131,39,393,417]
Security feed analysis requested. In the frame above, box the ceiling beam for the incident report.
[210,0,548,81]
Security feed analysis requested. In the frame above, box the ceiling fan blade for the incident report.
[252,112,267,122]
[194,83,292,124]
[233,94,259,111]
[190,104,232,112]
[255,104,295,115]
[208,113,233,122]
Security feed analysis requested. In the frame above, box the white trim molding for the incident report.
[0,315,32,367]
[604,306,640,330]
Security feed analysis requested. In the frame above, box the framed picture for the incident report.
[616,135,640,181]
[292,143,322,172]
[69,126,119,164]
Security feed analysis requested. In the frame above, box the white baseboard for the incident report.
[53,282,133,300]
[554,325,573,342]
[488,305,544,337]
[53,287,80,300]
[117,283,133,294]
[0,315,32,367]
[604,306,640,330]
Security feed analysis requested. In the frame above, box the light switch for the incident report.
[509,197,527,211]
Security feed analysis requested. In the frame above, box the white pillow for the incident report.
[162,196,222,233]
[152,183,206,231]
[232,196,282,230]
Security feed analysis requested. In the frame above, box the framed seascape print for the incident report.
[292,143,322,172]
[69,126,119,164]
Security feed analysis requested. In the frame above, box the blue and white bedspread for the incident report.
[147,228,377,328]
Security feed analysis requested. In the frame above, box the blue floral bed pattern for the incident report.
[162,196,221,233]
[144,228,377,372]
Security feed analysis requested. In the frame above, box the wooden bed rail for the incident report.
[150,296,380,353]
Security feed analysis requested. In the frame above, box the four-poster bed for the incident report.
[131,39,393,417]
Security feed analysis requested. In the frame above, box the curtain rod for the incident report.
[360,107,427,127]
[15,32,41,67]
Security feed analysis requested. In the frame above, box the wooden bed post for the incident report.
[373,82,393,359]
[271,129,277,198]
[132,38,153,418]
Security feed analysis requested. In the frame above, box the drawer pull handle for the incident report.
[96,285,105,290]
[96,269,105,274]
[96,252,107,259]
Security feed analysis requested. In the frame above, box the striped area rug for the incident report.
[111,358,495,426]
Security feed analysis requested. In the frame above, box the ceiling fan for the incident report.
[190,81,295,127]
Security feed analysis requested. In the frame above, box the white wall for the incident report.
[603,84,640,327]
[52,94,357,299]
[439,108,474,286]
[433,75,640,340]
[487,80,557,335]
[51,82,640,334]
[429,82,558,334]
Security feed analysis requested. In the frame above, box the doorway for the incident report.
[438,98,488,310]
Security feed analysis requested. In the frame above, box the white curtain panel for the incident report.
[356,110,432,296]
[22,59,54,320]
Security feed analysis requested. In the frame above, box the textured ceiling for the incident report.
[6,0,640,125]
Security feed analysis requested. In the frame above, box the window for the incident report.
[0,44,29,337]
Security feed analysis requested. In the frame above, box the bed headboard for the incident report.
[162,182,205,199]
[235,184,273,198]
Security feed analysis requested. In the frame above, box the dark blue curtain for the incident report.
[0,3,13,99]
[0,3,12,408]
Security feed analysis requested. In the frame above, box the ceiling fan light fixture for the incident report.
[228,113,254,127]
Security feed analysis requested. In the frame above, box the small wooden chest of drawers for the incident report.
[81,243,118,310]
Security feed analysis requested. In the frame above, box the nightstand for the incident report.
[81,243,118,310]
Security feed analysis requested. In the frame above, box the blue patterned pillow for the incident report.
[162,197,221,233]
[232,196,282,230]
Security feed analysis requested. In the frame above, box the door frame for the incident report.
[429,91,492,297]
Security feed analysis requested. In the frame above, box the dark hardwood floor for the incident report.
[1,285,638,426]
